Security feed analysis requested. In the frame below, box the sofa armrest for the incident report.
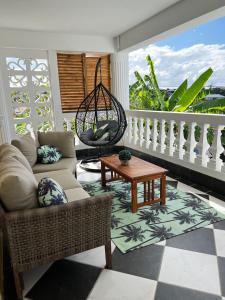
[6,193,113,272]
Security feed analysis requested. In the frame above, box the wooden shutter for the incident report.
[57,53,111,112]
[57,53,85,112]
[86,55,111,95]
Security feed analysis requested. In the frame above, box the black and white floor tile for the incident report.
[4,167,225,300]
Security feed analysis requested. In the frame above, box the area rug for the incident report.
[82,180,225,253]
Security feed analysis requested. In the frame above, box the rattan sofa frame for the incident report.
[0,193,113,300]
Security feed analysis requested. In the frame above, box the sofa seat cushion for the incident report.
[38,131,76,158]
[34,169,81,190]
[38,177,68,207]
[0,158,38,211]
[65,188,90,202]
[32,158,76,174]
[0,143,32,173]
[11,133,37,167]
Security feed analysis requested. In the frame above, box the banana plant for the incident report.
[173,68,213,112]
[145,55,166,110]
[130,55,215,113]
[129,55,225,149]
[130,56,167,110]
[168,79,187,110]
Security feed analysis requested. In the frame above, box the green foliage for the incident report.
[168,79,187,110]
[191,97,225,113]
[119,150,132,161]
[145,55,166,110]
[129,55,216,114]
[173,68,213,112]
[129,55,225,148]
[15,123,28,135]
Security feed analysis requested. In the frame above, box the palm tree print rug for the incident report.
[82,180,225,254]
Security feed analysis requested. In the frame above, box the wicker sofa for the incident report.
[0,131,113,300]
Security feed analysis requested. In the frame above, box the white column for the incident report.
[110,52,129,110]
[48,50,64,131]
[0,63,11,143]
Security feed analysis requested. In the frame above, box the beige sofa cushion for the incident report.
[0,143,32,173]
[38,131,76,158]
[0,158,38,211]
[65,188,90,202]
[34,169,81,190]
[11,134,37,167]
[32,158,76,174]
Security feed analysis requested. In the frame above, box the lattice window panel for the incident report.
[2,53,54,136]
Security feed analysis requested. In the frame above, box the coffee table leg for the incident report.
[131,181,138,213]
[101,162,106,187]
[160,174,166,205]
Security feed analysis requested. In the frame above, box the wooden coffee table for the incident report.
[100,155,167,213]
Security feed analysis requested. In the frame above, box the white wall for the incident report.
[0,28,115,53]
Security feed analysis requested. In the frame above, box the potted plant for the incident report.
[119,150,132,166]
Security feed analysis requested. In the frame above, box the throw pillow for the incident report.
[94,124,108,140]
[38,177,68,207]
[85,128,95,140]
[0,143,32,173]
[99,132,110,141]
[38,131,76,158]
[0,157,38,211]
[11,133,37,167]
[37,145,62,164]
[109,127,118,140]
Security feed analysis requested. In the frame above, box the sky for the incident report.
[129,16,225,88]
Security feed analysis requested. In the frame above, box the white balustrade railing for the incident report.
[63,110,225,180]
[125,110,225,181]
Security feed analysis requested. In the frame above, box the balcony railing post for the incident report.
[174,121,185,160]
[208,125,224,172]
[195,123,210,168]
[134,117,139,145]
[183,122,197,163]
[128,116,133,145]
[139,117,144,147]
[64,118,72,131]
[144,118,151,149]
[160,119,166,154]
[151,118,158,152]
[165,120,175,157]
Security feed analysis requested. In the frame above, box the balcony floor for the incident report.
[17,165,225,299]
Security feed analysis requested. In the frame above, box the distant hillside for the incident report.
[210,87,225,97]
[160,87,225,98]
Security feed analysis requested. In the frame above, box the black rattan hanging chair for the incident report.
[75,58,127,147]
[75,58,127,171]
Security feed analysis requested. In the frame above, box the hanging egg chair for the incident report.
[75,58,127,148]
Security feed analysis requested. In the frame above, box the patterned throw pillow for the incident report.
[38,177,68,207]
[37,145,62,164]
[94,124,109,140]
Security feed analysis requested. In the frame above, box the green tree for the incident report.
[130,54,225,113]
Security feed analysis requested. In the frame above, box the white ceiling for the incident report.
[0,0,181,36]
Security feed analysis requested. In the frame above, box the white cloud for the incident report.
[129,44,225,88]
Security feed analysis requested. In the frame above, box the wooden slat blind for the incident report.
[57,53,85,112]
[57,53,111,112]
[86,55,111,95]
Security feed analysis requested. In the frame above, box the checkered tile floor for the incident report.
[4,168,225,300]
